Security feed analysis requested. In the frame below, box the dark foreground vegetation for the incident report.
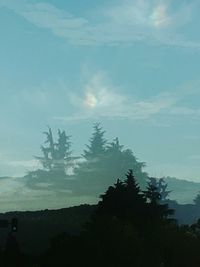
[1,170,200,266]
[1,124,200,266]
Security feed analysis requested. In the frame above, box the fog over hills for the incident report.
[0,174,199,212]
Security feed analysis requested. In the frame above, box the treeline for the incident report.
[38,171,200,266]
[29,171,200,266]
[24,123,200,205]
[2,171,200,266]
[25,123,148,195]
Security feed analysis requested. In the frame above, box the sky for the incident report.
[0,0,200,194]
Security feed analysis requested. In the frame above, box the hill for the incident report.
[164,176,200,204]
[0,204,95,254]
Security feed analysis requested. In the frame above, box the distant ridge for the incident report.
[164,176,200,204]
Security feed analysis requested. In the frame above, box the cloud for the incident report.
[1,0,200,48]
[8,159,41,169]
[54,72,200,123]
[106,1,171,29]
[55,72,176,122]
[150,4,171,28]
[0,150,41,177]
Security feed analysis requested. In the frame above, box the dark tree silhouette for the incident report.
[158,178,172,201]
[26,127,78,190]
[73,123,108,194]
[82,123,107,160]
[105,138,148,189]
[92,170,147,228]
[74,124,148,195]
[145,177,161,204]
[194,192,200,206]
[144,177,174,223]
[36,127,73,174]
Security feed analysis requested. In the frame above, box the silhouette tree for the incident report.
[194,192,200,206]
[73,123,108,194]
[36,127,73,174]
[145,177,161,205]
[144,177,171,202]
[106,139,148,189]
[158,178,172,201]
[74,125,148,196]
[26,127,77,190]
[93,170,146,227]
[144,177,174,222]
[82,123,107,160]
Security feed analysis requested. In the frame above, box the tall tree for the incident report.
[194,192,200,206]
[74,125,148,195]
[54,130,73,173]
[145,177,161,205]
[73,123,108,194]
[144,177,174,222]
[96,170,146,222]
[82,123,107,160]
[36,127,73,174]
[157,178,172,201]
[26,127,76,190]
[105,138,148,189]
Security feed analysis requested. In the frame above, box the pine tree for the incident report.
[74,125,148,195]
[73,123,108,194]
[54,130,73,173]
[158,178,172,201]
[194,192,200,206]
[82,123,107,160]
[145,177,161,205]
[105,138,148,189]
[36,127,73,174]
[144,177,174,221]
[26,127,76,190]
[96,170,146,222]
[39,127,55,170]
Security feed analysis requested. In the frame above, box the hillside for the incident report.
[0,204,95,254]
[165,177,200,204]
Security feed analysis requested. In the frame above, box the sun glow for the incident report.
[83,92,98,108]
[151,5,171,28]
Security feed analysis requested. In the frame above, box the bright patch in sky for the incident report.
[151,5,171,28]
[84,92,98,108]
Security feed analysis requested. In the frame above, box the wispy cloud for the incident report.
[106,1,172,29]
[55,72,176,122]
[8,159,40,169]
[1,0,199,48]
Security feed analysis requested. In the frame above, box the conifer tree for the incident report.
[144,177,174,221]
[96,170,146,221]
[36,127,73,174]
[194,192,200,206]
[105,138,148,189]
[26,127,76,190]
[74,125,148,195]
[82,123,107,160]
[145,177,161,205]
[124,169,146,206]
[73,123,108,194]
[158,178,172,201]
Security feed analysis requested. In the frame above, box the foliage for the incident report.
[26,127,78,190]
[4,173,200,266]
[194,192,200,206]
[144,177,174,223]
[82,123,107,160]
[74,124,148,195]
[36,127,74,173]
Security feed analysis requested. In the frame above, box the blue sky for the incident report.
[0,0,200,182]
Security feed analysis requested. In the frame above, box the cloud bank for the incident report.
[0,0,199,48]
